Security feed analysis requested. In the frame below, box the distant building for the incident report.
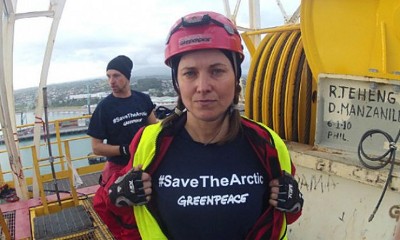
[69,92,108,100]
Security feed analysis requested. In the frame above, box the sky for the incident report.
[11,0,300,90]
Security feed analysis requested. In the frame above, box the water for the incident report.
[0,110,92,182]
[0,103,177,182]
[15,108,88,125]
[0,132,93,182]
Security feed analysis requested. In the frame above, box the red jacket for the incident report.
[94,116,301,239]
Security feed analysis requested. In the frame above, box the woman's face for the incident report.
[177,49,236,123]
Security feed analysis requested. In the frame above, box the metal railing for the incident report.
[0,114,103,188]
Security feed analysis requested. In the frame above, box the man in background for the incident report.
[87,55,157,235]
[87,55,157,183]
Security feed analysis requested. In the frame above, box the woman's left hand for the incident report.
[268,171,303,213]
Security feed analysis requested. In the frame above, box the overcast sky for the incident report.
[11,0,300,90]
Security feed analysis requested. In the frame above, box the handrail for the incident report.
[0,114,102,189]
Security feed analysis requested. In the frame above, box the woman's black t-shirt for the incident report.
[152,128,268,240]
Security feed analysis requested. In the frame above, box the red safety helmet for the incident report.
[164,11,244,66]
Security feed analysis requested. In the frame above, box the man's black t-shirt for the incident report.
[87,90,153,165]
[152,128,268,240]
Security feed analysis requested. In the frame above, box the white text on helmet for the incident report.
[179,34,211,47]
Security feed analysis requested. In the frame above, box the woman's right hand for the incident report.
[135,165,152,202]
[109,166,152,207]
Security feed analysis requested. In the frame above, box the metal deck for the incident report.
[34,205,93,239]
[42,172,101,196]
[0,171,112,239]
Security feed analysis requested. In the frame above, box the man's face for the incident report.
[106,69,130,94]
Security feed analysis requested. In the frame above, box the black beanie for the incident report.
[106,55,133,80]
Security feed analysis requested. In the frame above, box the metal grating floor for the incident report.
[0,210,15,240]
[34,205,94,240]
[28,172,101,196]
[31,197,114,240]
[1,172,113,239]
[81,197,114,239]
[0,198,114,240]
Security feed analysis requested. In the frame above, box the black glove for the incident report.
[276,171,303,213]
[119,144,130,158]
[108,169,148,207]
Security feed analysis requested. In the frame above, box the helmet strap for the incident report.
[170,56,181,93]
[232,52,238,82]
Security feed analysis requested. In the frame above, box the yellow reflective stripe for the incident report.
[279,216,288,239]
[134,206,167,240]
[242,117,291,239]
[132,122,162,169]
[264,125,292,174]
[242,116,292,174]
[263,126,290,239]
[259,125,290,239]
[133,122,167,239]
[256,125,290,239]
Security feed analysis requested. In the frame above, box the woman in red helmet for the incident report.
[99,11,303,240]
